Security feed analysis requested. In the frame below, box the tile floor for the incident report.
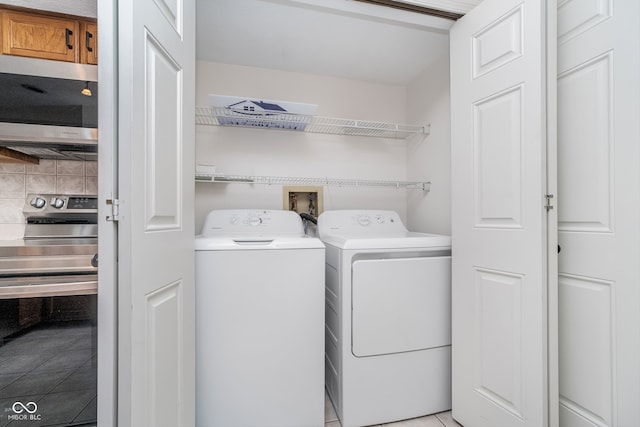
[324,392,463,427]
[0,322,97,427]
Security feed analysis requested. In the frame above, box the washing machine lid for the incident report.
[194,235,324,250]
[317,210,451,249]
[196,209,324,250]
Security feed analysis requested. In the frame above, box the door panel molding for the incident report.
[144,29,182,231]
[558,51,613,233]
[145,280,184,427]
[558,274,614,427]
[473,84,524,229]
[473,267,524,419]
[557,0,611,45]
[153,0,182,35]
[472,4,523,79]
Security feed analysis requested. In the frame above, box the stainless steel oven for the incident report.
[0,194,97,427]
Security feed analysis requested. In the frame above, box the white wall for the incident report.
[406,54,452,235]
[194,61,414,233]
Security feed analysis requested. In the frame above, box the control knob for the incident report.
[248,216,262,226]
[30,197,46,209]
[50,197,65,209]
[357,216,371,226]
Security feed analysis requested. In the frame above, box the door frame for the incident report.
[545,2,559,426]
[97,0,118,426]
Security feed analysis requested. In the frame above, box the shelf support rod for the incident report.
[195,174,431,192]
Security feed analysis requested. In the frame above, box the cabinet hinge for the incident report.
[106,198,120,222]
[545,194,554,212]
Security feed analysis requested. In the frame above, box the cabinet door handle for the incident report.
[65,28,74,49]
[85,31,94,52]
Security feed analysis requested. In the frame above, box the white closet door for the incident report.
[557,1,640,425]
[450,0,554,426]
[117,0,196,425]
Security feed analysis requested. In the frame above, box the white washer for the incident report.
[195,209,325,427]
[318,210,452,427]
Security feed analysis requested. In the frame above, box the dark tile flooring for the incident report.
[0,322,96,427]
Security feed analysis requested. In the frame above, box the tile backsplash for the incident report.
[0,160,97,240]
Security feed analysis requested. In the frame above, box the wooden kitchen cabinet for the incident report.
[1,10,79,62]
[80,21,97,65]
[1,9,97,64]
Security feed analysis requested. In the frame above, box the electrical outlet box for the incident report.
[283,186,323,217]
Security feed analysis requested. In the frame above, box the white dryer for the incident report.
[195,209,325,427]
[318,210,452,427]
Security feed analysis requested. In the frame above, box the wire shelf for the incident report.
[195,174,431,191]
[195,107,429,139]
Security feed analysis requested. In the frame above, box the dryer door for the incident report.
[351,256,451,357]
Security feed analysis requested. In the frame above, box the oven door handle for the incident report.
[0,280,97,299]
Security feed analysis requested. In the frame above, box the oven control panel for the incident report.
[66,196,98,210]
[24,194,98,214]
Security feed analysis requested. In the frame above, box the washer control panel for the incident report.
[228,212,267,227]
[201,209,304,236]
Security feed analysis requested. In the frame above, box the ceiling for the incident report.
[195,0,467,86]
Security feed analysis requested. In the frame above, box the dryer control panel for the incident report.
[355,213,397,226]
[318,210,408,235]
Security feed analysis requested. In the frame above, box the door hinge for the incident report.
[545,194,554,212]
[106,198,120,222]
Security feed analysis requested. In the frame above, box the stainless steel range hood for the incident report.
[0,124,98,160]
[0,56,98,160]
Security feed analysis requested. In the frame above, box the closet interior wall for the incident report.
[194,60,452,234]
[406,54,451,236]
